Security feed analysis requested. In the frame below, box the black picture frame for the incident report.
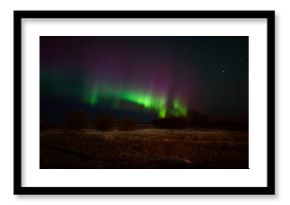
[14,10,275,195]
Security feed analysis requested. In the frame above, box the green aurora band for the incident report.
[41,69,188,118]
[83,86,187,118]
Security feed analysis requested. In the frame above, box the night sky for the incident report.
[40,36,248,123]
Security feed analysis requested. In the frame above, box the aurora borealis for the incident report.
[40,36,248,123]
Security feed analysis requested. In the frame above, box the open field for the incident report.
[40,128,248,169]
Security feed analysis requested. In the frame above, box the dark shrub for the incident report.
[152,117,188,129]
[212,121,248,131]
[187,110,212,129]
[95,113,114,131]
[118,118,136,131]
[64,111,87,130]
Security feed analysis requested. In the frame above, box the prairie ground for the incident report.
[40,128,248,169]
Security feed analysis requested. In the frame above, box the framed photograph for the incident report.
[14,11,275,194]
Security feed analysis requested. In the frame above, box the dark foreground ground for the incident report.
[40,128,248,169]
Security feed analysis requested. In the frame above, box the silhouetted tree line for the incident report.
[63,111,87,130]
[152,110,209,129]
[117,118,136,131]
[152,110,248,131]
[95,113,114,131]
[41,110,247,131]
[152,117,188,129]
[60,111,137,131]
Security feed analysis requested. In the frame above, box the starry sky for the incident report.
[40,36,248,123]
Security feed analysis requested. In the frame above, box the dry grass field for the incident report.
[40,128,248,169]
